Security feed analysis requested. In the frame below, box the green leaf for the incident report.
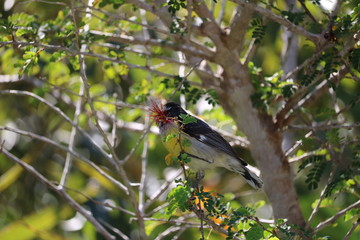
[233,206,256,217]
[179,153,191,163]
[326,128,343,145]
[15,29,32,37]
[250,18,266,44]
[280,10,305,25]
[90,84,106,96]
[69,55,80,71]
[311,198,334,209]
[23,51,36,60]
[0,207,57,240]
[245,224,263,240]
[281,84,297,98]
[49,51,66,62]
[179,113,197,125]
[305,161,328,190]
[350,48,360,71]
[298,155,326,172]
[164,133,178,143]
[181,139,191,147]
[344,208,360,221]
[118,64,129,75]
[166,185,192,218]
[8,12,35,26]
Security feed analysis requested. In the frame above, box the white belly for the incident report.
[159,122,240,172]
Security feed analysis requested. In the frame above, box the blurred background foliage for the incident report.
[0,0,359,239]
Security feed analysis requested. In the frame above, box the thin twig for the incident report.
[285,131,312,158]
[306,144,340,229]
[0,126,128,193]
[144,169,183,211]
[62,185,135,216]
[0,41,176,78]
[288,150,322,163]
[230,0,321,43]
[2,148,115,240]
[290,122,360,131]
[121,120,153,164]
[0,90,111,162]
[59,84,84,188]
[186,0,193,42]
[139,115,150,212]
[170,60,203,100]
[70,0,120,169]
[154,227,183,240]
[343,218,360,240]
[70,2,148,238]
[314,200,360,233]
[99,219,130,240]
[17,0,67,6]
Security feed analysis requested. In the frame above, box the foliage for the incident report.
[250,18,267,44]
[162,76,219,106]
[166,0,187,16]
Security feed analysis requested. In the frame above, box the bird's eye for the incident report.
[164,106,172,112]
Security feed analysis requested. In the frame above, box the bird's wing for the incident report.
[180,116,248,166]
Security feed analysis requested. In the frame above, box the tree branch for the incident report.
[0,89,112,162]
[230,0,322,44]
[0,40,175,78]
[0,126,128,193]
[314,200,360,233]
[1,148,116,240]
[226,4,254,51]
[71,2,149,237]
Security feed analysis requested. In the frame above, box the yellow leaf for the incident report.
[75,160,117,193]
[165,153,173,166]
[0,207,58,240]
[0,143,46,192]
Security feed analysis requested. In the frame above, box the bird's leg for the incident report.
[195,170,205,189]
[177,151,206,188]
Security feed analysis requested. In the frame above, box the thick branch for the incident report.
[89,31,214,60]
[230,0,322,43]
[226,5,254,51]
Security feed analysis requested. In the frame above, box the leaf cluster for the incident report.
[167,0,186,16]
[249,62,296,112]
[298,154,329,190]
[300,49,342,87]
[169,17,187,35]
[325,144,360,197]
[166,178,192,218]
[162,76,219,106]
[250,18,267,44]
[98,0,125,9]
[164,166,307,240]
[280,10,305,25]
[178,113,196,124]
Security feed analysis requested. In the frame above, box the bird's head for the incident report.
[148,101,184,127]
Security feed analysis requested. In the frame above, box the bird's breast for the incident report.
[160,122,182,156]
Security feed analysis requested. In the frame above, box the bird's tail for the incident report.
[241,167,263,189]
[230,164,263,189]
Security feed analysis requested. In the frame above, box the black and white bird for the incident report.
[149,101,263,189]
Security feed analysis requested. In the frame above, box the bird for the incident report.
[149,101,263,189]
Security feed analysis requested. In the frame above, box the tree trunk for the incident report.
[218,66,306,227]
